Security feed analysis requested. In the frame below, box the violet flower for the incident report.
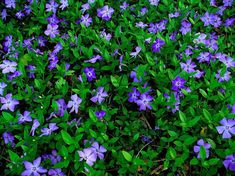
[128,87,140,103]
[56,99,67,117]
[180,20,191,35]
[22,157,47,176]
[90,87,108,104]
[78,148,97,166]
[152,39,165,53]
[100,30,112,41]
[59,0,68,10]
[215,70,231,82]
[193,139,211,158]
[84,67,96,82]
[149,0,160,6]
[223,154,235,171]
[0,60,17,74]
[95,110,106,120]
[216,118,235,139]
[5,0,16,9]
[3,132,15,147]
[130,46,141,58]
[46,0,59,13]
[30,119,40,136]
[40,123,59,137]
[67,94,82,114]
[97,5,114,21]
[18,111,32,124]
[1,9,7,20]
[81,14,92,27]
[48,168,66,176]
[0,82,7,95]
[120,2,129,10]
[1,93,19,112]
[172,76,186,92]
[180,59,196,73]
[84,55,102,63]
[91,142,107,159]
[44,24,59,38]
[136,93,153,111]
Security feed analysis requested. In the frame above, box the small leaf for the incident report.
[122,151,132,162]
[199,146,206,160]
[179,111,186,122]
[61,130,74,145]
[111,75,119,87]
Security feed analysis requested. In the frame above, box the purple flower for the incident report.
[90,87,108,104]
[56,99,67,117]
[67,94,82,114]
[91,142,107,159]
[194,70,204,79]
[84,67,96,82]
[180,20,191,35]
[3,132,15,147]
[47,14,60,24]
[196,52,211,63]
[135,22,148,28]
[201,12,214,26]
[84,55,102,63]
[180,59,196,73]
[172,76,186,92]
[223,154,235,171]
[130,71,142,82]
[46,0,59,13]
[136,93,153,111]
[59,0,68,10]
[148,23,158,33]
[216,118,235,139]
[95,110,106,120]
[81,14,92,27]
[193,139,211,158]
[215,70,231,82]
[169,12,180,18]
[44,24,59,38]
[0,82,7,95]
[130,46,141,58]
[152,39,165,53]
[97,5,114,21]
[223,0,233,6]
[48,168,66,176]
[15,11,24,19]
[232,104,235,114]
[219,56,235,68]
[149,0,160,6]
[120,2,129,10]
[5,0,16,9]
[210,14,222,27]
[38,36,46,47]
[40,123,59,137]
[225,18,235,27]
[138,7,147,15]
[141,135,151,143]
[170,31,177,41]
[2,9,7,20]
[18,111,32,124]
[50,150,62,165]
[81,3,90,13]
[22,157,47,176]
[100,29,112,41]
[30,119,40,136]
[0,60,17,74]
[78,148,97,166]
[128,87,140,103]
[1,94,19,112]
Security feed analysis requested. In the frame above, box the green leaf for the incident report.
[203,109,212,123]
[8,150,20,162]
[199,146,206,160]
[122,151,132,162]
[61,130,74,145]
[169,147,176,159]
[111,75,119,87]
[199,89,208,98]
[2,112,14,122]
[190,158,199,165]
[179,111,186,122]
[89,109,97,122]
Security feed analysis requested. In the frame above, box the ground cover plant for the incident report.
[0,0,235,175]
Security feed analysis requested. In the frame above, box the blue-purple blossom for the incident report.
[172,76,186,92]
[149,0,160,6]
[1,93,19,112]
[5,0,16,9]
[215,69,231,82]
[152,39,165,53]
[84,67,96,82]
[30,119,40,136]
[46,0,59,13]
[3,132,15,147]
[193,139,211,158]
[67,94,82,113]
[78,148,97,166]
[22,157,47,176]
[90,87,108,104]
[180,20,191,35]
[128,87,140,103]
[100,29,112,41]
[223,154,235,171]
[0,82,7,95]
[136,93,153,111]
[18,111,32,124]
[56,99,67,117]
[0,60,17,74]
[97,5,114,21]
[130,46,141,58]
[59,0,68,10]
[95,110,106,120]
[84,55,102,63]
[44,24,59,38]
[1,9,7,20]
[48,168,66,176]
[40,123,59,137]
[120,2,129,10]
[216,118,235,139]
[91,142,107,159]
[180,59,196,73]
[81,14,92,27]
